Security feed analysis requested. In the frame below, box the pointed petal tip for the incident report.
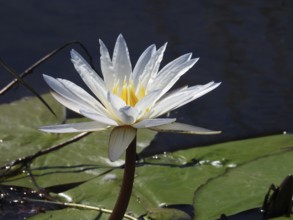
[42,74,50,80]
[162,42,168,50]
[98,38,105,46]
[188,57,200,67]
[156,42,168,54]
[117,34,126,43]
[206,81,222,89]
[185,52,193,59]
[70,50,82,63]
[214,81,222,87]
[38,125,59,133]
[42,74,56,86]
[70,49,78,57]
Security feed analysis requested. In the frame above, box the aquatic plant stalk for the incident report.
[109,136,136,220]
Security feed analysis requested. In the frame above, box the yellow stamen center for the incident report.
[113,81,145,107]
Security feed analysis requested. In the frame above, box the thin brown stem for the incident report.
[109,137,136,220]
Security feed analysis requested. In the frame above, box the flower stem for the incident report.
[109,136,136,220]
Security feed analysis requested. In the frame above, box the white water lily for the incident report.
[40,34,221,161]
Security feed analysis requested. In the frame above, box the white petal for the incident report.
[43,74,77,101]
[134,90,161,118]
[140,43,167,90]
[107,92,138,124]
[107,91,126,114]
[149,57,199,93]
[133,118,176,128]
[43,75,104,114]
[70,50,108,105]
[112,34,132,83]
[108,91,126,107]
[108,126,137,161]
[150,122,221,134]
[79,109,119,126]
[39,121,110,133]
[150,82,221,118]
[50,92,81,113]
[119,106,138,124]
[99,39,115,89]
[159,53,193,74]
[133,44,156,84]
[57,78,109,116]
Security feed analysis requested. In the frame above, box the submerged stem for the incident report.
[109,136,137,220]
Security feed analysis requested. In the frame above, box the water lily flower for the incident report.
[40,34,220,161]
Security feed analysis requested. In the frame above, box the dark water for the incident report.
[1,0,293,155]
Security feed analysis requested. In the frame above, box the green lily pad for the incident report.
[194,151,293,219]
[1,94,293,220]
